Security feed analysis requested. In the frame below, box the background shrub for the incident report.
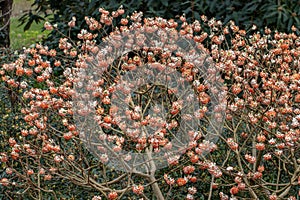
[20,0,300,49]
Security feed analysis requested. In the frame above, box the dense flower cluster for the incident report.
[0,6,300,200]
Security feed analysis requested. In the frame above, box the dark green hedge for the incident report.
[20,0,300,49]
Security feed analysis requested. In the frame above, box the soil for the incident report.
[12,0,32,17]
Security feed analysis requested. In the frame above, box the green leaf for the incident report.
[288,18,293,30]
[160,0,168,7]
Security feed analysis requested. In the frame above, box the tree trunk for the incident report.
[0,0,13,48]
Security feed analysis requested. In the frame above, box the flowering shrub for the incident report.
[1,7,300,200]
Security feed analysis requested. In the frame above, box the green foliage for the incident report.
[10,17,50,49]
[192,0,300,32]
[19,0,300,49]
